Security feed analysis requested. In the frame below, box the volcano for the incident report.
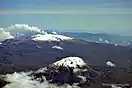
[0,24,132,88]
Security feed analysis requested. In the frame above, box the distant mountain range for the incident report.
[59,32,132,46]
[1,24,132,46]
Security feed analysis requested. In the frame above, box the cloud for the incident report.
[3,71,80,88]
[6,24,41,33]
[0,24,43,41]
[0,10,84,14]
[0,28,14,41]
[0,9,132,14]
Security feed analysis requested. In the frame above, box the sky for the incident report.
[0,0,132,36]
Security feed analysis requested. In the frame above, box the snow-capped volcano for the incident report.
[1,57,105,88]
[1,56,132,88]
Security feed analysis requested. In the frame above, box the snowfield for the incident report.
[32,34,73,41]
[53,57,87,68]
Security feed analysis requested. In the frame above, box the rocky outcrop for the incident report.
[0,77,10,88]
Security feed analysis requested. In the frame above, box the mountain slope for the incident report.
[0,35,132,74]
[1,56,132,88]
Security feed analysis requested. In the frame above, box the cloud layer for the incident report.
[0,28,14,41]
[0,9,132,14]
[3,71,79,88]
[6,24,41,33]
[0,24,42,41]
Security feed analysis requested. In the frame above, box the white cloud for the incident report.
[3,71,80,88]
[0,9,132,15]
[6,24,41,33]
[0,24,43,41]
[0,28,14,41]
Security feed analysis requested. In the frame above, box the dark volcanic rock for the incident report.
[0,77,10,88]
[0,38,132,74]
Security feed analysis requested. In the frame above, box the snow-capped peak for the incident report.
[32,33,73,42]
[53,57,87,68]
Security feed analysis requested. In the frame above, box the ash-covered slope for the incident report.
[0,32,132,74]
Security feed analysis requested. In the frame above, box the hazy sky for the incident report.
[0,0,132,35]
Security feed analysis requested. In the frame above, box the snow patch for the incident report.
[77,76,86,83]
[114,44,118,46]
[127,42,130,45]
[52,45,63,50]
[106,61,116,67]
[111,85,122,88]
[98,38,103,42]
[32,34,73,41]
[32,34,60,41]
[105,40,109,44]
